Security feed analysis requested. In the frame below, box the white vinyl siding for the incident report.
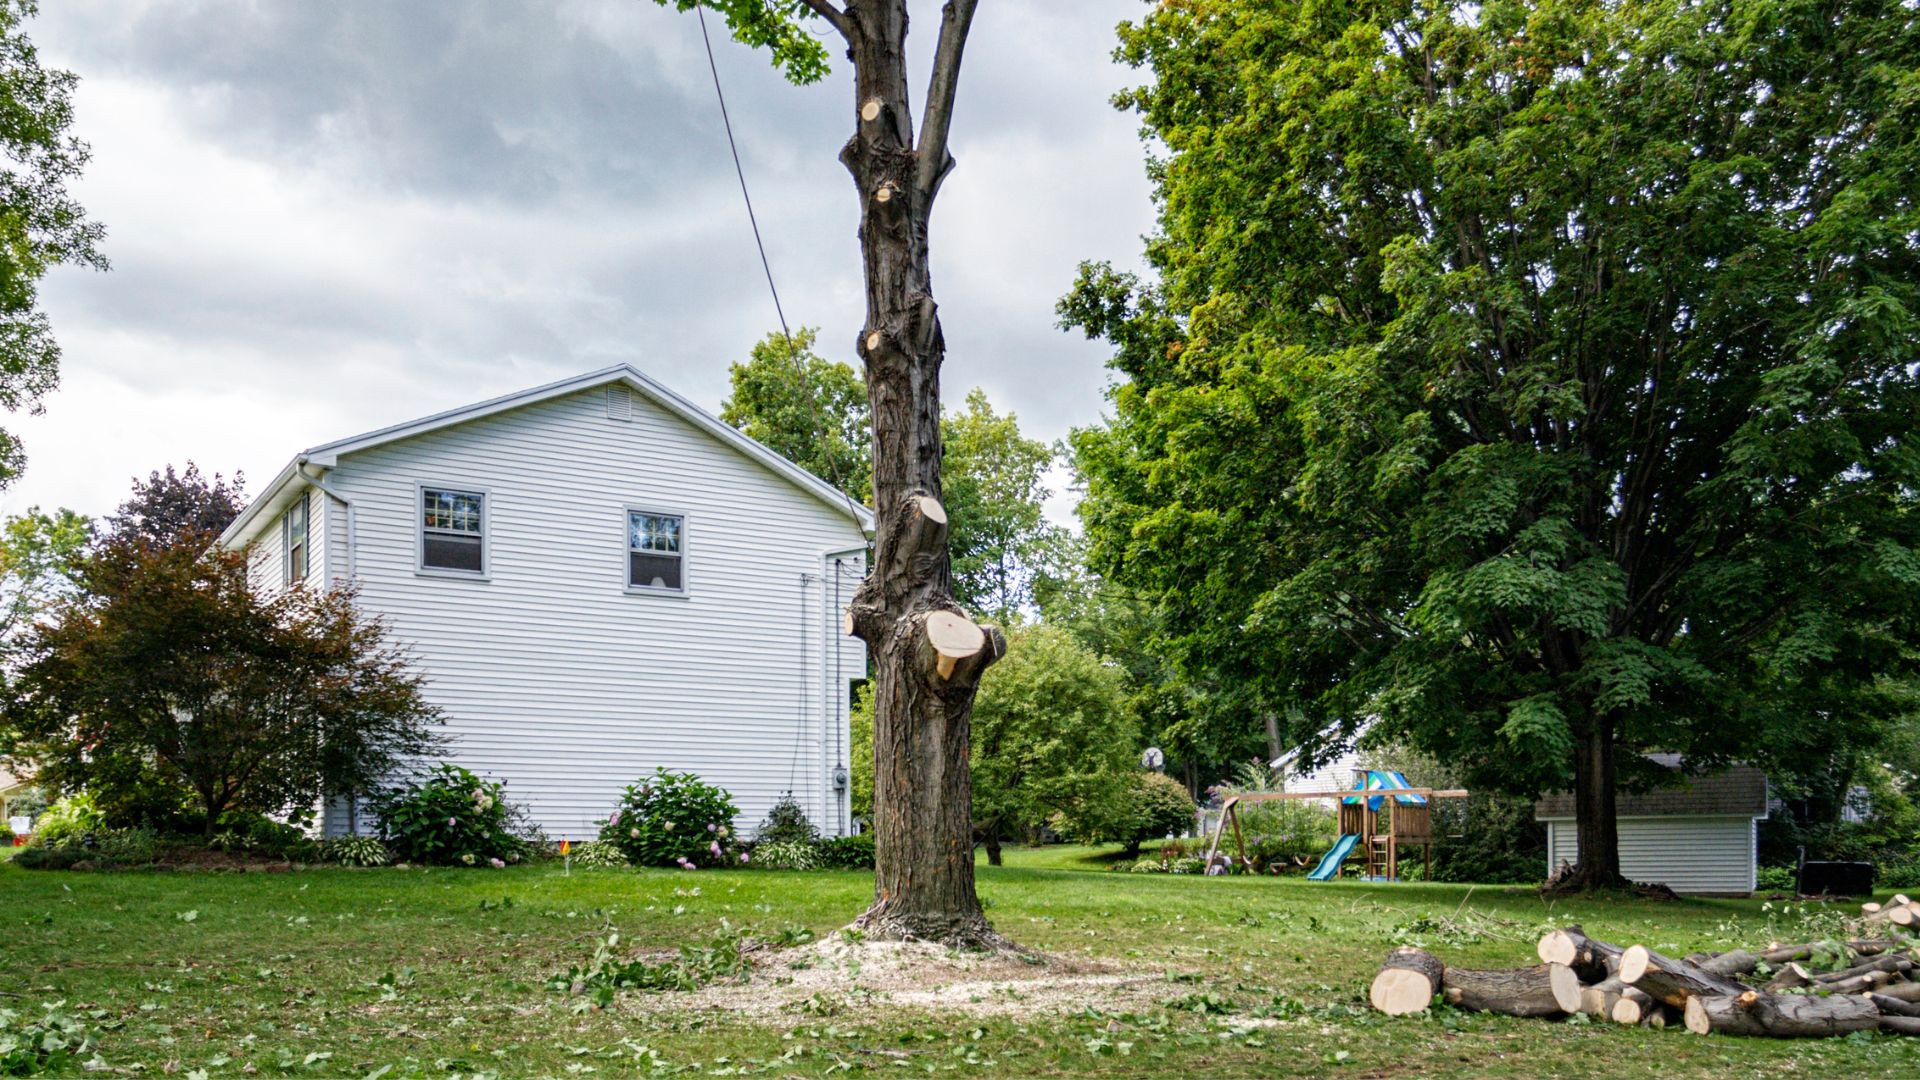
[1545,816,1758,894]
[248,488,329,593]
[316,384,866,839]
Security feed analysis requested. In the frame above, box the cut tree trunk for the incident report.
[1441,963,1582,1017]
[1764,963,1814,992]
[1575,977,1627,1021]
[1812,955,1912,983]
[1682,991,1880,1037]
[1882,1015,1920,1036]
[827,0,1006,949]
[1695,950,1761,978]
[1876,981,1920,1003]
[1370,947,1446,1015]
[1536,926,1625,983]
[1612,986,1656,1025]
[1619,945,1751,1007]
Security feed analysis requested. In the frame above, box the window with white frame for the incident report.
[627,510,684,592]
[420,488,485,574]
[282,493,309,583]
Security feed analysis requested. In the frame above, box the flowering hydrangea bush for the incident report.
[366,763,529,867]
[598,769,739,868]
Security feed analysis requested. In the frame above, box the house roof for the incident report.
[1535,756,1768,820]
[218,364,875,549]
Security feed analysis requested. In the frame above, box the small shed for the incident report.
[1534,756,1769,895]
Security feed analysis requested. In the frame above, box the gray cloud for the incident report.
[7,0,1156,522]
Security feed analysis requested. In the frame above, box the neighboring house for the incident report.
[218,365,871,840]
[1534,755,1769,895]
[1,766,34,836]
[1273,742,1367,796]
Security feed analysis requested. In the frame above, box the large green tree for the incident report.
[0,506,87,648]
[1066,0,1920,887]
[969,623,1136,864]
[0,0,106,485]
[942,389,1066,616]
[721,327,872,503]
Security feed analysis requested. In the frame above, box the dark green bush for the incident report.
[599,769,740,868]
[815,832,876,870]
[755,795,818,846]
[12,827,160,870]
[367,764,530,867]
[211,810,319,861]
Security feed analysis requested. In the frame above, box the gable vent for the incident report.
[606,385,633,421]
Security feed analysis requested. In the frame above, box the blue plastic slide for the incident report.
[1307,833,1360,881]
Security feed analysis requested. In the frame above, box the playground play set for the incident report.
[1203,769,1471,881]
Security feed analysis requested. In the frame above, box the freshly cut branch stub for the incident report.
[865,330,882,353]
[860,98,881,122]
[925,610,985,680]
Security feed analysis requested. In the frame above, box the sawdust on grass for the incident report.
[619,933,1173,1020]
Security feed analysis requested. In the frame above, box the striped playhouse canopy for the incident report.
[1343,769,1429,812]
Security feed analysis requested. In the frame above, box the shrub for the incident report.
[12,827,159,870]
[1113,772,1197,857]
[318,835,393,868]
[755,795,819,846]
[28,794,103,847]
[367,764,529,867]
[815,833,876,870]
[751,839,820,870]
[568,840,629,869]
[0,1002,99,1075]
[0,824,12,846]
[1755,865,1797,892]
[210,811,319,862]
[599,769,740,869]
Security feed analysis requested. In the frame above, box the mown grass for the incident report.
[5,845,1919,1077]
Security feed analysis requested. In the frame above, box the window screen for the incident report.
[627,511,684,591]
[422,488,484,573]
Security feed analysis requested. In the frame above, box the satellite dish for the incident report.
[1141,747,1165,771]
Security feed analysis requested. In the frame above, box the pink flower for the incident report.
[489,857,505,869]
[738,852,750,864]
[706,823,717,833]
[609,811,622,826]
[447,817,457,826]
[709,841,722,857]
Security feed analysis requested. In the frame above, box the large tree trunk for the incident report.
[1565,712,1626,889]
[830,0,1008,949]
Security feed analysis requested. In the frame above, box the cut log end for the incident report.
[842,609,855,635]
[860,99,881,122]
[1370,968,1437,1015]
[912,493,948,525]
[924,610,986,681]
[865,330,882,353]
[1548,963,1583,1015]
[1619,944,1650,985]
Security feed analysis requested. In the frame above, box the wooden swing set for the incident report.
[1203,781,1471,880]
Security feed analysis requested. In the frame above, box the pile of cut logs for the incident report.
[1370,894,1920,1038]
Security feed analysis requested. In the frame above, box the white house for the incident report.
[218,365,871,840]
[1535,755,1769,895]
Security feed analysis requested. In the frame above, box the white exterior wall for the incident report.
[247,487,332,593]
[1281,747,1365,795]
[251,385,867,840]
[1544,816,1758,894]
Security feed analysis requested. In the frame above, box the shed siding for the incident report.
[302,385,866,840]
[1545,816,1756,894]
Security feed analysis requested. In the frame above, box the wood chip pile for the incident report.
[1369,894,1920,1038]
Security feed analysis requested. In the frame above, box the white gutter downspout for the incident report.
[295,459,356,582]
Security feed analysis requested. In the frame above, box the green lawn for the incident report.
[6,846,1918,1077]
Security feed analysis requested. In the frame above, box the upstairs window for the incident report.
[421,487,485,574]
[627,510,684,592]
[282,493,309,583]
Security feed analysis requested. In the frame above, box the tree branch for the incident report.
[915,0,979,200]
[800,0,851,40]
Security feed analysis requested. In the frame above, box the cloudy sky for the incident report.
[2,0,1157,524]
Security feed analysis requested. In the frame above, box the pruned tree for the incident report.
[662,0,1004,945]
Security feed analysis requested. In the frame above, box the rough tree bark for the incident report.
[1564,708,1626,889]
[808,0,1010,948]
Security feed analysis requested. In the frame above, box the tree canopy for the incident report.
[1065,0,1920,884]
[0,0,107,487]
[106,463,246,552]
[720,327,872,503]
[942,389,1067,616]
